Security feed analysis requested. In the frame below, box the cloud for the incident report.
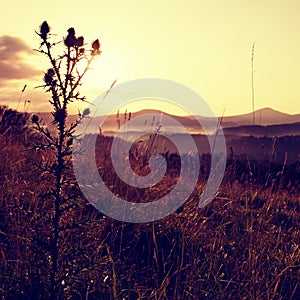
[0,35,40,80]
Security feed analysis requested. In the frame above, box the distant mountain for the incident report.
[116,107,300,128]
[33,107,300,135]
[222,108,300,127]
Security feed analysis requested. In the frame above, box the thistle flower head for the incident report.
[64,28,77,47]
[40,21,50,40]
[67,27,75,36]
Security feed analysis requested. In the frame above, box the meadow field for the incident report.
[0,106,299,299]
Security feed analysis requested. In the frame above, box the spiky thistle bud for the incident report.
[31,114,39,124]
[91,39,101,56]
[44,68,55,85]
[76,36,84,47]
[47,68,55,77]
[82,108,90,117]
[92,39,100,51]
[40,21,50,40]
[64,27,77,47]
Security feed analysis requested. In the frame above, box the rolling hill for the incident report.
[33,107,300,136]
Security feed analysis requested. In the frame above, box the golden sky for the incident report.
[0,0,300,116]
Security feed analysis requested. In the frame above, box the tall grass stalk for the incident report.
[251,42,256,126]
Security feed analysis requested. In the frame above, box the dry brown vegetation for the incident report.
[0,107,299,299]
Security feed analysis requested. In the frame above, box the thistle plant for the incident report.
[32,21,101,299]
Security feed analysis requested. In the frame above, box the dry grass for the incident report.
[0,111,299,299]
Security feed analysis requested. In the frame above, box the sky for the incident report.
[0,0,300,116]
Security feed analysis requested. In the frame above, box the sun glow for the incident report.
[84,50,121,91]
[115,99,193,117]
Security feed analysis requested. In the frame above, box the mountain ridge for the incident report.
[33,107,300,135]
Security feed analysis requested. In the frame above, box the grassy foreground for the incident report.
[0,108,299,299]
